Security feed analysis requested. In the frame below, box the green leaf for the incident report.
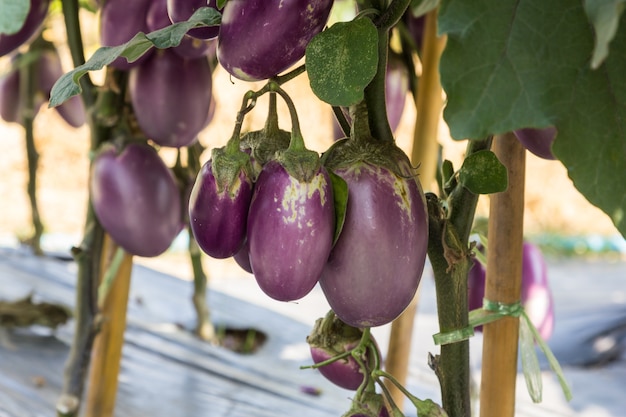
[439,0,626,237]
[458,150,507,194]
[410,0,440,17]
[49,7,221,107]
[306,18,378,107]
[328,170,349,246]
[585,0,626,68]
[216,0,228,9]
[0,0,29,35]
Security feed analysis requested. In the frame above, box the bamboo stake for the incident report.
[385,8,446,409]
[84,235,133,417]
[480,132,526,417]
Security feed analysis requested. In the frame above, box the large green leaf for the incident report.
[439,0,626,237]
[49,7,221,107]
[306,18,378,107]
[0,0,29,35]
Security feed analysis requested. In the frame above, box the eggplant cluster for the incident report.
[101,0,217,148]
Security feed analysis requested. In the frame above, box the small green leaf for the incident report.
[306,18,378,107]
[0,0,29,35]
[49,7,221,107]
[328,170,349,246]
[216,0,228,9]
[410,0,440,17]
[584,0,626,68]
[458,150,507,194]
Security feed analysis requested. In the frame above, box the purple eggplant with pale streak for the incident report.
[90,142,183,257]
[217,0,334,81]
[247,156,335,302]
[189,157,254,259]
[129,48,212,148]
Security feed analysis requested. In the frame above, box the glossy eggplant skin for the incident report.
[100,0,153,70]
[468,241,555,340]
[385,53,409,132]
[233,239,253,274]
[217,0,334,81]
[514,127,557,160]
[90,143,183,257]
[247,160,335,302]
[129,48,212,148]
[0,0,50,57]
[319,161,428,328]
[189,159,254,259]
[167,0,220,40]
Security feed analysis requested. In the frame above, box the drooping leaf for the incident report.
[458,150,507,195]
[0,0,29,35]
[49,7,221,107]
[306,17,378,107]
[439,0,626,237]
[584,0,626,68]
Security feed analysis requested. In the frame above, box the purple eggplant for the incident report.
[247,159,335,302]
[36,48,85,127]
[233,239,253,274]
[320,142,428,328]
[167,0,220,40]
[0,0,50,57]
[90,142,183,257]
[217,0,334,81]
[468,241,555,340]
[129,48,212,148]
[189,158,254,258]
[514,127,557,160]
[100,0,153,70]
[404,12,425,52]
[0,64,23,123]
[146,0,214,59]
[385,53,409,133]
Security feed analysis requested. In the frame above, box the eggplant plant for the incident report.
[3,0,625,416]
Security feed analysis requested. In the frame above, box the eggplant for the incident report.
[0,65,23,123]
[189,158,254,259]
[233,239,253,274]
[468,241,555,340]
[514,127,557,160]
[90,142,183,257]
[167,0,220,40]
[0,0,50,57]
[320,139,428,328]
[247,159,335,302]
[100,0,153,70]
[129,48,212,147]
[146,0,214,59]
[217,0,334,81]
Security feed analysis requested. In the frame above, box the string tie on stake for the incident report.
[432,298,572,403]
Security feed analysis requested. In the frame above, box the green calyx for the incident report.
[276,146,321,183]
[210,146,252,196]
[306,310,364,354]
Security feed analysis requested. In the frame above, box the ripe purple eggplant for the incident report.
[0,0,50,57]
[100,0,153,70]
[167,0,220,40]
[247,159,335,302]
[147,0,214,59]
[0,64,25,123]
[90,142,183,257]
[217,0,334,81]
[468,241,555,340]
[233,239,253,274]
[129,48,212,147]
[320,140,428,328]
[514,127,557,160]
[189,158,254,259]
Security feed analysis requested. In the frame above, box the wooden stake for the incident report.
[385,8,446,409]
[84,235,133,417]
[479,132,526,417]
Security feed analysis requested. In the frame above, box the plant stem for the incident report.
[375,0,411,30]
[427,138,492,417]
[480,132,526,417]
[189,231,216,341]
[363,24,393,143]
[20,43,44,255]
